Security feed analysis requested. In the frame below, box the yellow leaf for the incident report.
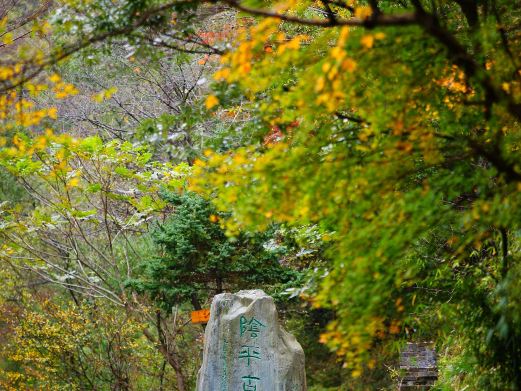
[322,62,331,73]
[193,158,205,167]
[205,95,219,110]
[318,333,329,344]
[34,136,47,150]
[2,32,13,45]
[49,73,61,83]
[341,58,357,72]
[92,92,104,103]
[47,107,58,120]
[0,16,7,31]
[232,154,247,165]
[67,177,80,188]
[214,68,230,81]
[360,35,374,49]
[315,76,325,92]
[57,83,78,98]
[355,6,372,19]
[0,66,14,80]
[92,87,117,103]
[26,83,48,96]
[330,46,345,61]
[338,26,350,46]
[352,369,362,378]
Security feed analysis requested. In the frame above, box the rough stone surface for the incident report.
[398,342,438,390]
[196,289,306,391]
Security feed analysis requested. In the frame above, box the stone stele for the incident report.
[196,289,306,391]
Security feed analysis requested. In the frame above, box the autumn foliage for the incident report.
[1,0,521,390]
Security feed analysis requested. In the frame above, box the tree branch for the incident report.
[500,227,508,278]
[410,0,521,121]
[222,0,417,28]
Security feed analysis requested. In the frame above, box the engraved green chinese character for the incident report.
[240,316,266,338]
[238,345,261,366]
[242,375,260,391]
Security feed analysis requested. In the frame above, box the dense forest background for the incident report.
[0,0,520,390]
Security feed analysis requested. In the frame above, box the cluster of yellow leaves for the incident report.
[205,94,219,109]
[360,32,385,49]
[15,102,57,126]
[436,65,475,111]
[49,73,79,99]
[315,30,385,112]
[0,72,79,129]
[437,66,469,94]
[92,86,118,103]
[191,141,336,234]
[0,303,90,388]
[354,5,373,19]
[2,129,71,171]
[0,90,57,127]
[26,82,48,96]
[31,20,52,36]
[0,64,22,81]
[215,18,279,82]
[0,299,150,390]
[0,132,191,221]
[318,313,404,376]
[318,319,376,376]
[0,11,51,46]
[192,145,277,233]
[214,18,308,94]
[315,27,356,111]
[211,15,385,127]
[0,91,17,119]
[2,32,14,45]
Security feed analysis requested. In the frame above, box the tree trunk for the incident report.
[142,328,187,391]
[216,275,223,294]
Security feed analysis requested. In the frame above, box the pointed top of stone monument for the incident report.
[235,289,269,298]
